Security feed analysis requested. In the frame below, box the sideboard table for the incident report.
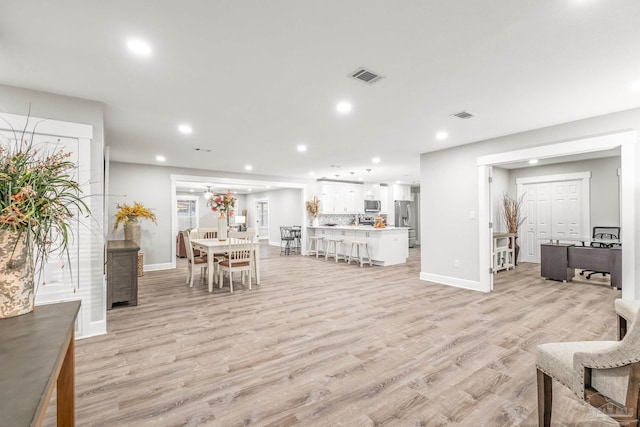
[0,300,80,426]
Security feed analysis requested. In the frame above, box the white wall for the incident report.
[244,188,304,245]
[492,167,510,232]
[109,161,310,266]
[420,106,640,290]
[0,84,106,335]
[508,156,620,228]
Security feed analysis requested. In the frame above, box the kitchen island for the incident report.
[307,226,409,266]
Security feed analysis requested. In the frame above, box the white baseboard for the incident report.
[144,262,173,271]
[419,272,487,292]
[80,319,107,339]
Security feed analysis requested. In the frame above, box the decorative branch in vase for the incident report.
[306,196,320,227]
[501,193,526,265]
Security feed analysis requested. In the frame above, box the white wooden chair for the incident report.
[182,230,207,287]
[536,303,640,426]
[217,230,255,293]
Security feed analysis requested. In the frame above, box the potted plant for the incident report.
[306,196,320,227]
[0,122,90,318]
[113,202,157,247]
[501,193,526,265]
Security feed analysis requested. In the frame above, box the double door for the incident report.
[519,179,587,263]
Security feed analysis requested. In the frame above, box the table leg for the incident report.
[207,248,214,292]
[254,245,260,285]
[57,330,75,427]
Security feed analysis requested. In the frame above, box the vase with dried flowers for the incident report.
[501,193,526,265]
[113,202,157,248]
[0,120,90,318]
[208,191,236,240]
[306,196,320,227]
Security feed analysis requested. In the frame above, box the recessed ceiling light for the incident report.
[396,180,401,184]
[336,101,352,114]
[529,159,539,164]
[632,80,640,91]
[248,188,253,192]
[189,189,194,192]
[178,124,192,134]
[127,39,152,56]
[244,165,253,171]
[358,177,363,181]
[372,157,381,164]
[296,144,307,152]
[309,172,315,176]
[266,185,271,189]
[155,155,166,162]
[436,131,449,140]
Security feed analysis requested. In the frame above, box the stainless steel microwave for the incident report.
[364,200,381,212]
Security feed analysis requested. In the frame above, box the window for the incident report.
[177,197,198,230]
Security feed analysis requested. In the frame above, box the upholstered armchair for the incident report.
[536,302,640,426]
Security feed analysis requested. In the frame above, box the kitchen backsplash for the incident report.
[317,214,356,225]
[313,213,388,226]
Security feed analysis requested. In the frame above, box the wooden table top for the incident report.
[0,301,80,427]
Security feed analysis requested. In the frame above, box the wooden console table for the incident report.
[107,240,140,309]
[0,300,80,426]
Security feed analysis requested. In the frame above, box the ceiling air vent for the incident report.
[349,67,384,85]
[451,111,475,119]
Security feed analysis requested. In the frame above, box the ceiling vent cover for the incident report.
[350,67,384,85]
[451,111,475,119]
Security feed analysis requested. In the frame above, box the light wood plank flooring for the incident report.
[44,245,622,426]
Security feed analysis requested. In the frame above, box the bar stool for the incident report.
[308,236,325,258]
[325,237,344,262]
[348,241,372,267]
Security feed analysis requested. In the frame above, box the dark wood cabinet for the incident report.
[107,240,140,309]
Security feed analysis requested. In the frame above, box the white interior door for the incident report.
[519,176,587,263]
[551,181,582,238]
[520,183,551,263]
[254,199,269,240]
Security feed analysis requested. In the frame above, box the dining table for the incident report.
[190,237,261,292]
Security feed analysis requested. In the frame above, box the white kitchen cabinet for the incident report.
[392,184,411,201]
[364,183,381,200]
[379,185,390,213]
[307,226,409,266]
[318,181,364,213]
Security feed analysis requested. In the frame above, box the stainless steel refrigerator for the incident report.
[394,200,416,247]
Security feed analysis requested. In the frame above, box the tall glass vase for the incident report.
[218,212,228,241]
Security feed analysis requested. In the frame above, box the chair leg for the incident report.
[619,315,628,340]
[365,244,372,266]
[537,368,552,427]
[229,271,234,293]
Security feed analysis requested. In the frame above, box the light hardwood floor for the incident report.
[44,245,622,426]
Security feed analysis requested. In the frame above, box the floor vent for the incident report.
[350,67,384,85]
[451,111,475,119]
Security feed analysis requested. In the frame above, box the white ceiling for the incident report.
[1,1,639,185]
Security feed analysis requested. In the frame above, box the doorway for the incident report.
[254,199,269,240]
[477,131,637,298]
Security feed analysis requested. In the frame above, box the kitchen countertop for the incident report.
[308,225,407,231]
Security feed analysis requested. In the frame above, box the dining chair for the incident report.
[182,230,207,287]
[217,230,256,293]
[536,304,640,426]
[280,226,295,255]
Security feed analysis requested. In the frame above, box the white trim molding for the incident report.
[477,130,638,299]
[419,272,487,293]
